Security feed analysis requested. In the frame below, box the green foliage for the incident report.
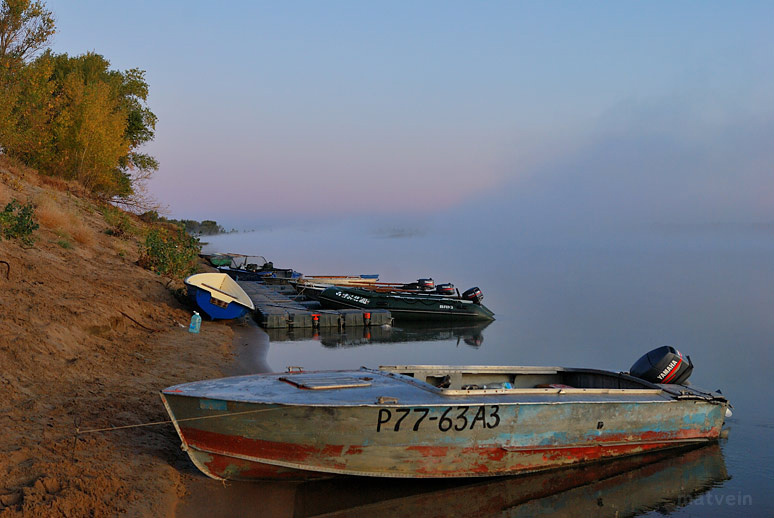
[138,210,160,224]
[0,198,38,245]
[138,226,200,280]
[0,6,158,202]
[102,204,135,237]
[0,0,55,66]
[56,238,72,249]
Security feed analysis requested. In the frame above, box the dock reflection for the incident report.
[177,443,728,518]
[265,321,491,348]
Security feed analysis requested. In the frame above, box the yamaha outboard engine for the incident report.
[436,283,455,296]
[630,346,693,385]
[462,287,484,304]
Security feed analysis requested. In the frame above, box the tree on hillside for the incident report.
[0,51,159,207]
[0,52,55,160]
[0,0,55,67]
[0,1,160,212]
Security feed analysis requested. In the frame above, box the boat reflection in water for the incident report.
[178,443,728,518]
[265,321,491,348]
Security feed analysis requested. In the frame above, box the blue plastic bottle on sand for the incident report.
[189,311,201,333]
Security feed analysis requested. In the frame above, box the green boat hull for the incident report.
[319,287,495,322]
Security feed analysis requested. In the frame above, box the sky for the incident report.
[44,1,774,230]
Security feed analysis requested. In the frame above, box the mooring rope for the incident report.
[75,406,279,435]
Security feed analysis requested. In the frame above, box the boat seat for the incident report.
[535,383,574,388]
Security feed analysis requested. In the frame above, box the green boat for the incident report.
[319,286,495,322]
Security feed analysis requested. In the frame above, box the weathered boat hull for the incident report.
[319,287,495,322]
[160,368,727,480]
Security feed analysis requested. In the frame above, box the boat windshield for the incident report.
[227,254,268,270]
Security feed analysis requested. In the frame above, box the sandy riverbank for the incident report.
[0,161,239,517]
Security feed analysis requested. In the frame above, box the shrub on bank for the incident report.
[138,226,200,280]
[0,199,39,246]
[102,205,136,237]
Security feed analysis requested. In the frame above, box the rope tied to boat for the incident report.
[74,406,281,436]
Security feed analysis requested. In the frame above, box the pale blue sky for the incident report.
[45,1,774,228]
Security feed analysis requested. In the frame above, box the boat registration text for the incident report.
[334,291,370,305]
[376,405,500,432]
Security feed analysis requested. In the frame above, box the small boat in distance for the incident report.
[201,252,234,267]
[160,348,729,481]
[184,273,255,320]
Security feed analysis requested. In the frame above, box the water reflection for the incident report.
[178,444,727,518]
[293,445,729,518]
[265,321,491,348]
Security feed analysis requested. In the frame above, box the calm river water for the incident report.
[180,217,773,518]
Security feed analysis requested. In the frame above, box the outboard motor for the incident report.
[401,278,435,291]
[462,287,484,304]
[436,283,455,296]
[417,278,435,291]
[630,346,693,385]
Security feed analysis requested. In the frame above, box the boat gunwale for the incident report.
[160,366,732,405]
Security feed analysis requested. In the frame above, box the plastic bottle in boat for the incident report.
[189,311,202,333]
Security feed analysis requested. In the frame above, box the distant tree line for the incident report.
[175,219,228,236]
[0,0,158,209]
[138,211,230,236]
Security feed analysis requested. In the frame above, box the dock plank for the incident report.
[236,281,390,330]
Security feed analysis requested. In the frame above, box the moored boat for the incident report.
[318,285,495,322]
[160,348,729,481]
[216,254,302,283]
[293,275,380,300]
[201,252,233,267]
[184,272,255,320]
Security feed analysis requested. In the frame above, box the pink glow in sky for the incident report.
[44,1,774,228]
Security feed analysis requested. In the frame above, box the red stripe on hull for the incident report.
[179,426,714,480]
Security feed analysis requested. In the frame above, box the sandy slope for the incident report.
[0,161,234,517]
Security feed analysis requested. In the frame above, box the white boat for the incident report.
[184,273,255,320]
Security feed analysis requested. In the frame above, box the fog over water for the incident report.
[201,204,772,516]
[194,99,774,517]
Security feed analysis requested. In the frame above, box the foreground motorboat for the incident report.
[160,348,729,481]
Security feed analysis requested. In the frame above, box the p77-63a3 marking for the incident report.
[376,405,500,432]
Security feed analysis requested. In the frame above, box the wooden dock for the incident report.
[237,281,391,329]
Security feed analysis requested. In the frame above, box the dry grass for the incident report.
[71,223,96,246]
[0,154,34,181]
[35,194,97,246]
[35,173,71,192]
[0,181,13,206]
